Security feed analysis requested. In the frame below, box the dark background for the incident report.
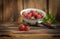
[0,0,60,24]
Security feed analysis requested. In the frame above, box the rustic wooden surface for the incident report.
[0,23,60,39]
[0,26,60,34]
[0,23,60,35]
[0,26,60,39]
[0,34,59,39]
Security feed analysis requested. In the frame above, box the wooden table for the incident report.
[0,23,60,39]
[0,26,60,39]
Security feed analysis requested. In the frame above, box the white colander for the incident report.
[20,8,46,25]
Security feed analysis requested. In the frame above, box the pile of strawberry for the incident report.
[19,24,30,31]
[23,10,44,19]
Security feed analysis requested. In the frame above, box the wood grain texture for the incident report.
[24,0,46,11]
[17,0,23,23]
[24,0,35,8]
[0,34,60,39]
[0,0,3,23]
[3,0,14,22]
[49,0,60,18]
[0,26,60,39]
[10,34,53,39]
[3,0,18,22]
[0,34,54,39]
[55,0,60,22]
[33,0,46,10]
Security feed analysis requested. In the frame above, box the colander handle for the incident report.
[37,21,55,29]
[40,23,55,29]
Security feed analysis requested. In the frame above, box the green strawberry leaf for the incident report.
[42,13,58,24]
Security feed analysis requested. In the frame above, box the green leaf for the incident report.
[42,13,58,24]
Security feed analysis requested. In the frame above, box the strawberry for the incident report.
[28,12,32,16]
[40,14,44,18]
[19,24,25,31]
[19,24,30,31]
[35,14,43,19]
[30,10,34,13]
[30,10,35,16]
[23,13,28,17]
[26,13,32,19]
[24,26,30,31]
[46,20,51,25]
[34,12,38,16]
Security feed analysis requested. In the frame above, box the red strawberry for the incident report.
[35,14,43,19]
[46,20,51,25]
[28,12,32,16]
[40,14,44,18]
[19,24,25,31]
[30,10,34,13]
[23,13,28,17]
[24,26,30,31]
[26,13,32,19]
[30,10,35,16]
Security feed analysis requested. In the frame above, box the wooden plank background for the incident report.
[49,0,60,22]
[3,0,18,22]
[0,0,60,23]
[0,0,3,23]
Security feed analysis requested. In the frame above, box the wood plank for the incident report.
[0,0,3,23]
[3,0,13,22]
[3,0,18,22]
[17,0,23,23]
[24,0,35,8]
[0,26,60,34]
[0,34,57,39]
[24,0,46,12]
[10,34,53,39]
[0,26,60,39]
[17,0,23,12]
[34,0,46,10]
[55,0,60,22]
[0,34,60,39]
[49,0,60,18]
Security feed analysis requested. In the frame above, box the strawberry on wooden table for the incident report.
[46,20,51,25]
[19,24,30,31]
[24,26,30,31]
[19,24,25,31]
